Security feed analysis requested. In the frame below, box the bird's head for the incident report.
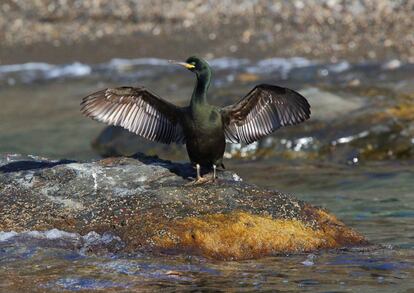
[169,56,211,77]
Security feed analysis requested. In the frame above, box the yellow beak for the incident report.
[168,60,195,69]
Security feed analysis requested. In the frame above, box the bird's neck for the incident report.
[191,70,211,107]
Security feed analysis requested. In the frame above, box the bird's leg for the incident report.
[196,164,202,181]
[186,164,205,185]
[195,164,209,183]
[185,163,215,185]
[212,164,217,181]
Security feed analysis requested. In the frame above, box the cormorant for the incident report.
[81,56,311,182]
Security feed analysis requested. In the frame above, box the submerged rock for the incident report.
[0,153,367,260]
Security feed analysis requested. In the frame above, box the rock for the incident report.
[91,125,185,159]
[300,87,365,121]
[0,153,367,260]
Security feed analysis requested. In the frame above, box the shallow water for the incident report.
[1,57,414,291]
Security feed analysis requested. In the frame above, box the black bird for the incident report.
[81,56,311,182]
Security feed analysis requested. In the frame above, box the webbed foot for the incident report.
[185,176,213,185]
[185,163,217,185]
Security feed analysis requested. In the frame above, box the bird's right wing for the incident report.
[81,87,185,144]
[220,84,310,144]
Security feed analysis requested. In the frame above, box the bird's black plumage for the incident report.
[221,84,311,144]
[81,87,185,144]
[81,56,311,179]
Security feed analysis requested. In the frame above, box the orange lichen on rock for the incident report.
[387,103,414,121]
[311,208,367,247]
[152,211,367,260]
[236,73,260,82]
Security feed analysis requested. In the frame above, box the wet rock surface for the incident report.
[0,153,366,260]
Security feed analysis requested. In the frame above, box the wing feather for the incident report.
[220,84,310,144]
[81,86,185,144]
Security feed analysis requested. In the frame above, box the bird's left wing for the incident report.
[220,84,310,144]
[81,86,185,144]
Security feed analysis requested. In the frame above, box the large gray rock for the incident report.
[0,153,367,260]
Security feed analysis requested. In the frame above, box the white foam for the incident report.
[0,62,53,73]
[1,57,412,86]
[26,230,43,237]
[0,231,18,241]
[293,137,314,151]
[80,231,124,254]
[382,59,401,70]
[232,173,243,182]
[301,253,316,266]
[247,57,315,77]
[209,57,250,70]
[328,61,351,73]
[108,57,251,72]
[224,142,259,159]
[12,229,80,240]
[44,229,80,239]
[335,130,369,144]
[0,57,315,84]
[0,62,91,80]
[82,231,101,243]
[92,171,98,192]
[107,58,170,70]
[45,62,91,79]
[0,229,121,247]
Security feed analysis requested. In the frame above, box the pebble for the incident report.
[0,1,413,62]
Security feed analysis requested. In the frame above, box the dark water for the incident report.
[1,57,414,292]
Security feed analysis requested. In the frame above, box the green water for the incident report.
[0,58,413,291]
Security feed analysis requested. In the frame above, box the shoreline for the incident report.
[1,1,413,65]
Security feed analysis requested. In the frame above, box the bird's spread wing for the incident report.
[220,84,311,144]
[81,87,185,144]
